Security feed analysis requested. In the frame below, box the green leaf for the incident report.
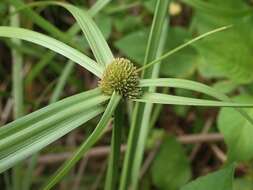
[212,80,238,94]
[89,0,112,16]
[139,78,253,124]
[25,0,111,86]
[194,20,253,84]
[49,61,75,103]
[43,92,121,190]
[183,0,251,18]
[234,178,253,190]
[134,92,253,107]
[95,14,112,40]
[120,0,170,189]
[143,0,157,13]
[28,1,114,66]
[114,15,142,33]
[151,136,191,190]
[115,27,197,78]
[160,27,197,78]
[58,1,114,65]
[0,89,109,172]
[181,164,235,190]
[10,5,24,190]
[139,25,231,72]
[0,88,101,136]
[218,95,253,162]
[8,0,75,48]
[0,107,104,173]
[0,26,103,77]
[0,96,107,151]
[114,29,148,64]
[139,78,230,100]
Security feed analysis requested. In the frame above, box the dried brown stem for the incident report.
[38,133,224,165]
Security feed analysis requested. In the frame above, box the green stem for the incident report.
[119,103,143,190]
[10,4,24,190]
[50,61,75,103]
[105,101,123,190]
[120,1,170,189]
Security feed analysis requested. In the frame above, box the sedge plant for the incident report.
[1,1,253,190]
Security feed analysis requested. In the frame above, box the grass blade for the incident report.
[120,0,170,189]
[0,26,103,77]
[139,78,253,125]
[0,95,108,151]
[24,0,111,85]
[139,78,230,100]
[9,5,24,190]
[49,61,75,103]
[8,0,74,47]
[134,93,253,107]
[25,51,55,85]
[0,107,104,173]
[0,88,102,136]
[22,2,112,185]
[89,0,112,16]
[47,1,114,66]
[42,92,121,190]
[0,89,109,172]
[24,1,114,66]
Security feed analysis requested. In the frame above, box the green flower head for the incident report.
[99,58,141,99]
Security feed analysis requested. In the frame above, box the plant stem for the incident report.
[10,4,24,190]
[105,101,123,190]
[120,1,170,189]
[50,61,75,103]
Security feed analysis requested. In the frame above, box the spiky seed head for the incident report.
[99,58,141,99]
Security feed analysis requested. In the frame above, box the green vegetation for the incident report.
[1,0,253,189]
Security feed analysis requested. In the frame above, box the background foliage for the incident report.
[1,0,253,189]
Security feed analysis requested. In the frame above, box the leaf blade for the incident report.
[134,93,253,107]
[0,26,103,77]
[43,92,121,190]
[26,1,114,66]
[0,107,104,173]
[139,78,253,124]
[181,164,235,190]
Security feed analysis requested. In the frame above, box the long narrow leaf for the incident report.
[139,78,253,124]
[10,5,24,190]
[0,88,102,137]
[0,89,109,172]
[43,92,121,190]
[8,0,75,48]
[126,0,170,189]
[134,93,253,107]
[0,27,103,77]
[139,78,229,100]
[49,61,75,103]
[0,95,109,150]
[0,107,104,173]
[25,1,114,66]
